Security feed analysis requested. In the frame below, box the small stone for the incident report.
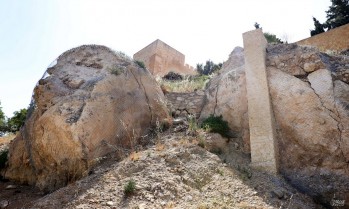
[187,195,193,201]
[176,97,184,101]
[106,201,114,206]
[272,188,284,199]
[179,111,188,117]
[173,118,185,125]
[196,90,205,96]
[5,185,17,190]
[68,79,85,89]
[138,203,146,209]
[303,62,318,72]
[0,200,9,209]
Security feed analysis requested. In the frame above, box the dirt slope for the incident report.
[24,128,322,209]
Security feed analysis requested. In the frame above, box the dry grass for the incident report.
[0,133,16,145]
[179,138,191,146]
[164,201,176,208]
[129,151,140,161]
[235,201,256,208]
[155,143,166,151]
[156,75,211,93]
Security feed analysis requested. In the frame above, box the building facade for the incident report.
[133,39,196,77]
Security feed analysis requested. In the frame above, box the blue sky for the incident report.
[0,0,330,117]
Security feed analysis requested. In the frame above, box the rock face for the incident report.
[267,44,349,206]
[3,45,170,192]
[201,44,349,206]
[200,47,250,152]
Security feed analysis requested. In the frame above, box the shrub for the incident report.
[163,71,183,81]
[124,179,136,196]
[189,74,210,83]
[198,136,206,148]
[196,60,222,75]
[264,32,283,44]
[109,66,124,76]
[210,147,223,155]
[0,101,6,136]
[0,149,8,170]
[135,60,146,69]
[7,108,27,133]
[201,115,231,138]
[157,74,211,93]
[188,115,198,132]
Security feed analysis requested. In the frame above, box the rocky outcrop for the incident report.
[3,45,170,192]
[267,44,349,206]
[200,47,250,152]
[201,44,349,206]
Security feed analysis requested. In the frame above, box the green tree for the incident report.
[264,32,283,44]
[0,102,6,136]
[254,23,283,44]
[311,17,326,36]
[196,63,204,75]
[196,60,222,75]
[7,108,27,133]
[325,0,349,29]
[311,0,349,35]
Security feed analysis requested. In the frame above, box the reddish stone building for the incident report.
[133,39,196,76]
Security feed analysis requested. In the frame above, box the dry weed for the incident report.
[129,151,140,161]
[179,138,188,145]
[0,133,16,145]
[155,143,166,151]
[165,201,176,208]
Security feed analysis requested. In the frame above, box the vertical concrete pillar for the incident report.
[242,29,279,173]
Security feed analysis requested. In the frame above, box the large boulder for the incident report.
[267,44,349,206]
[200,44,349,206]
[3,45,170,192]
[200,47,250,152]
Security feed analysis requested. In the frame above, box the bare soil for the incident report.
[0,126,324,209]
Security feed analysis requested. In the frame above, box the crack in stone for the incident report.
[308,82,345,159]
[213,82,220,116]
[129,67,153,125]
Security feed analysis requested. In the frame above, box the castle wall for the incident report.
[165,90,206,118]
[297,23,349,52]
[134,40,196,77]
[133,41,158,73]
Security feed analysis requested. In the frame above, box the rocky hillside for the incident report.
[27,126,321,209]
[1,42,348,208]
[200,43,349,207]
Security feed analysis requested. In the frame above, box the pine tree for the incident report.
[325,0,349,29]
[310,17,326,36]
[264,32,283,43]
[310,0,349,35]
